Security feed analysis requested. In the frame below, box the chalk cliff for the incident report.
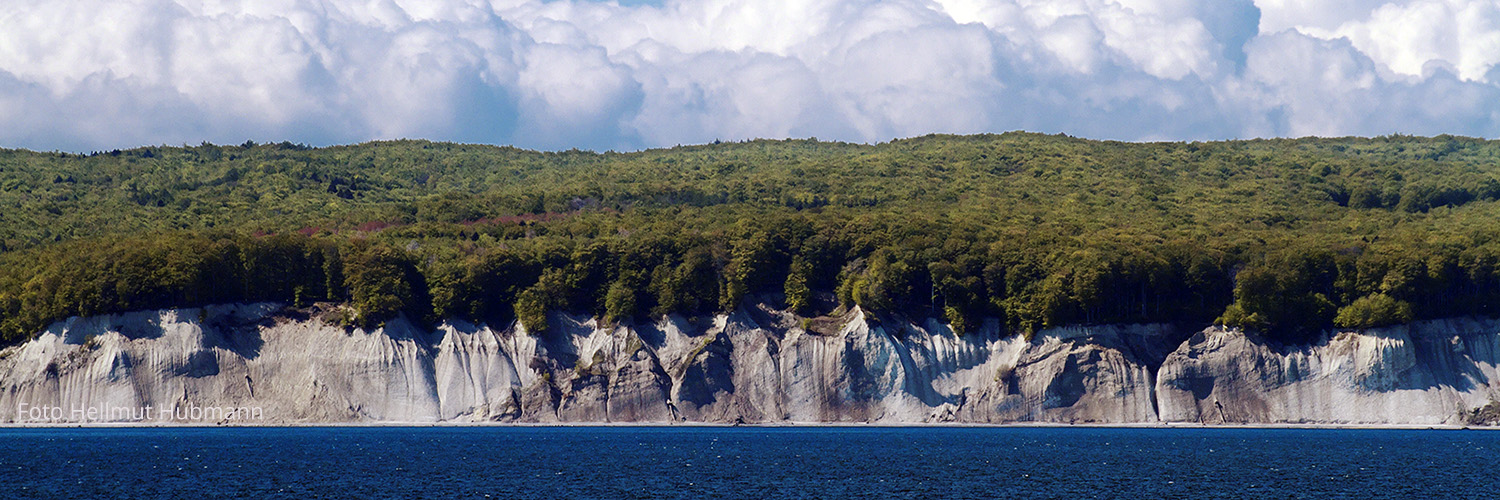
[1156,320,1500,425]
[1,303,1496,425]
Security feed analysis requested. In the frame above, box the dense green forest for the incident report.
[3,133,1500,344]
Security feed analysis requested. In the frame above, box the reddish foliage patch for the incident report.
[356,220,395,232]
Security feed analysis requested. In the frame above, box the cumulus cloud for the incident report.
[1256,0,1500,82]
[1241,30,1500,137]
[0,0,1496,152]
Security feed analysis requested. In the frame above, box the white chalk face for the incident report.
[0,0,1495,152]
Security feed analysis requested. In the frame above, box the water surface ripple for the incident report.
[1,426,1495,499]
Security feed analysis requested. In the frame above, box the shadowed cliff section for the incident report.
[3,303,1500,425]
[1155,319,1500,425]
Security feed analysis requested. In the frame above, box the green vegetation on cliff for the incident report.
[2,133,1500,342]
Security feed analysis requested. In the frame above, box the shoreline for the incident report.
[0,421,1492,430]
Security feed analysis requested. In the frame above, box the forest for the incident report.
[2,132,1500,344]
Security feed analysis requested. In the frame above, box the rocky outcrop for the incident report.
[4,303,1499,425]
[1156,319,1500,425]
[0,303,1177,424]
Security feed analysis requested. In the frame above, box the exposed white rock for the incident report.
[1155,319,1500,425]
[5,303,1497,425]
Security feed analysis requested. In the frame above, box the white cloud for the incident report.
[0,0,1495,152]
[625,47,853,145]
[1255,0,1500,82]
[1242,30,1500,138]
[1337,0,1500,81]
[822,22,1003,139]
[516,42,642,149]
[1253,0,1388,34]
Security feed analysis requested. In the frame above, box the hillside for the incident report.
[3,133,1500,343]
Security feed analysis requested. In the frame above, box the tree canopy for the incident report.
[3,133,1500,343]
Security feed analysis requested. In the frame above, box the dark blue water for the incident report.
[1,426,1496,499]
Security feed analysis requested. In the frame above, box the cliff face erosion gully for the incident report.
[5,302,1499,426]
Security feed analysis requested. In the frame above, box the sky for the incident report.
[1,0,1498,152]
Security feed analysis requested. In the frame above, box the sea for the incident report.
[1,426,1496,499]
